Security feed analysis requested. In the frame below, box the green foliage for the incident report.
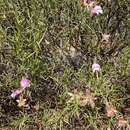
[0,0,130,129]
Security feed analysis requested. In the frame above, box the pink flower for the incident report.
[11,89,21,98]
[92,63,101,73]
[91,5,103,16]
[20,78,30,89]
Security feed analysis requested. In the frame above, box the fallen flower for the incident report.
[11,89,22,98]
[88,1,96,8]
[16,96,26,107]
[68,89,95,108]
[92,63,101,73]
[91,5,103,16]
[100,33,111,50]
[80,0,88,6]
[81,0,96,11]
[106,104,117,117]
[80,89,95,108]
[20,78,30,89]
[33,102,40,111]
[117,117,128,128]
[101,33,110,43]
